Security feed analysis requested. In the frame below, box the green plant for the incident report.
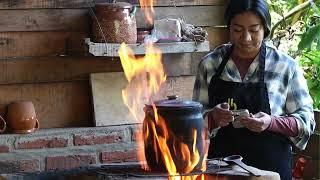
[297,3,320,109]
[298,50,320,109]
[268,0,320,109]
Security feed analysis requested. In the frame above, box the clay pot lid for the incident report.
[147,95,203,108]
[95,2,132,10]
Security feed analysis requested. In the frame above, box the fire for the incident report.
[119,42,207,180]
[139,0,156,25]
[119,42,165,122]
[148,104,206,180]
[119,42,165,169]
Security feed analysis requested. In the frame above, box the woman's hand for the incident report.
[239,112,271,132]
[208,102,234,128]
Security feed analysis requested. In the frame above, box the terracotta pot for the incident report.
[92,2,137,43]
[143,95,205,173]
[7,101,40,134]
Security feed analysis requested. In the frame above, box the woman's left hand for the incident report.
[239,112,271,132]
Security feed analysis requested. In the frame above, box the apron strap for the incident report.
[258,41,267,83]
[209,45,234,84]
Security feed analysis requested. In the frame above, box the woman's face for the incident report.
[229,11,265,58]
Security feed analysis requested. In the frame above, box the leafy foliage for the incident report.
[299,50,320,109]
[268,0,320,109]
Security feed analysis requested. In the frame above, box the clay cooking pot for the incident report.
[7,101,40,134]
[92,2,137,43]
[143,95,205,173]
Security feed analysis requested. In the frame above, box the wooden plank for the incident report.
[0,0,226,9]
[0,0,93,9]
[136,6,226,28]
[0,26,227,83]
[0,6,224,32]
[86,39,210,57]
[0,56,123,84]
[0,81,92,128]
[0,9,89,32]
[205,27,229,49]
[0,31,88,58]
[0,27,228,84]
[90,72,195,126]
[97,0,227,6]
[0,55,192,83]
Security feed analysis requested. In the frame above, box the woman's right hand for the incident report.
[208,102,234,128]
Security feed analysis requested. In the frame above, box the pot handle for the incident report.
[167,95,178,100]
[34,118,40,130]
[0,115,6,133]
[130,5,137,18]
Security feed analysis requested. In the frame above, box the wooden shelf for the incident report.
[85,38,210,57]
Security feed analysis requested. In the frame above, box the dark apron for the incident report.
[207,42,292,180]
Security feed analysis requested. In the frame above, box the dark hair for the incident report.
[225,0,271,38]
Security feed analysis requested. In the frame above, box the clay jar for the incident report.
[7,101,39,134]
[92,2,137,43]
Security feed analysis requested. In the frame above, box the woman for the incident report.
[192,0,315,179]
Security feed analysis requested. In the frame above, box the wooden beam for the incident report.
[0,31,88,58]
[97,0,226,6]
[0,0,226,9]
[0,0,93,9]
[0,56,123,84]
[0,9,89,32]
[0,27,227,84]
[205,26,229,49]
[0,6,225,32]
[136,6,226,28]
[0,25,227,59]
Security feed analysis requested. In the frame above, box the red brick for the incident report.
[132,129,143,142]
[101,150,137,163]
[46,154,96,171]
[0,159,39,173]
[20,159,40,172]
[17,138,68,149]
[0,145,10,153]
[74,133,123,146]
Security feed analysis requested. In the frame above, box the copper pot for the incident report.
[7,101,40,134]
[92,2,137,43]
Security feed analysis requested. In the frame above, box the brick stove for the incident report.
[0,125,140,173]
[0,125,281,179]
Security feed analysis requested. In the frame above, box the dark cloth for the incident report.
[207,42,292,180]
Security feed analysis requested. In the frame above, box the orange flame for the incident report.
[119,43,207,179]
[119,42,165,122]
[139,0,156,25]
[147,104,207,180]
[119,42,165,170]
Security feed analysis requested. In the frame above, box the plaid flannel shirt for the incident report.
[192,42,315,150]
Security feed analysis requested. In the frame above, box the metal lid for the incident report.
[95,2,132,10]
[152,95,203,108]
